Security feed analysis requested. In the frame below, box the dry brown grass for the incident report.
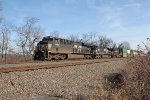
[71,56,150,100]
[122,56,150,99]
[101,55,150,100]
[0,54,33,64]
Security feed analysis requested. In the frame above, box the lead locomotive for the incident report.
[33,36,103,60]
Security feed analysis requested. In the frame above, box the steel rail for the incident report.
[0,58,124,73]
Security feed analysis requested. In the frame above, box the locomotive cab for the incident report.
[34,41,48,60]
[34,37,55,60]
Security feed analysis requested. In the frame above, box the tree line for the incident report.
[0,1,131,62]
[0,17,131,62]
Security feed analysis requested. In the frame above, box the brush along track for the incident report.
[0,58,124,73]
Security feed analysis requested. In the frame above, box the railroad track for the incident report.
[0,58,125,73]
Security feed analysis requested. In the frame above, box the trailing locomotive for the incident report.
[34,36,102,60]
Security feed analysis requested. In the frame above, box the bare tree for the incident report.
[118,41,130,49]
[137,44,141,52]
[0,1,3,23]
[67,33,80,42]
[98,35,114,49]
[81,32,98,45]
[49,31,60,38]
[67,32,115,49]
[0,21,12,61]
[67,32,98,45]
[15,17,44,60]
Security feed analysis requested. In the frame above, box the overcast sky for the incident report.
[3,0,150,49]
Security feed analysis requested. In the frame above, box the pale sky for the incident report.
[3,0,150,49]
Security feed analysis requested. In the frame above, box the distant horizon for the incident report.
[3,0,150,50]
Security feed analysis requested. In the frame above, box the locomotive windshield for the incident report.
[36,41,48,51]
[42,37,54,42]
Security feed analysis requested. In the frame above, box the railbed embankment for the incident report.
[0,58,126,100]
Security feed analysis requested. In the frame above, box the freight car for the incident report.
[34,36,103,60]
[107,48,123,58]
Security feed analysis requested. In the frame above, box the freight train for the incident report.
[34,36,123,60]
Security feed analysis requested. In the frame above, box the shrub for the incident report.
[103,55,150,99]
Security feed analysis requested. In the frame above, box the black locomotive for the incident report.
[34,36,123,60]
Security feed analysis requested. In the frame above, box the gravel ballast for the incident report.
[0,59,126,100]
